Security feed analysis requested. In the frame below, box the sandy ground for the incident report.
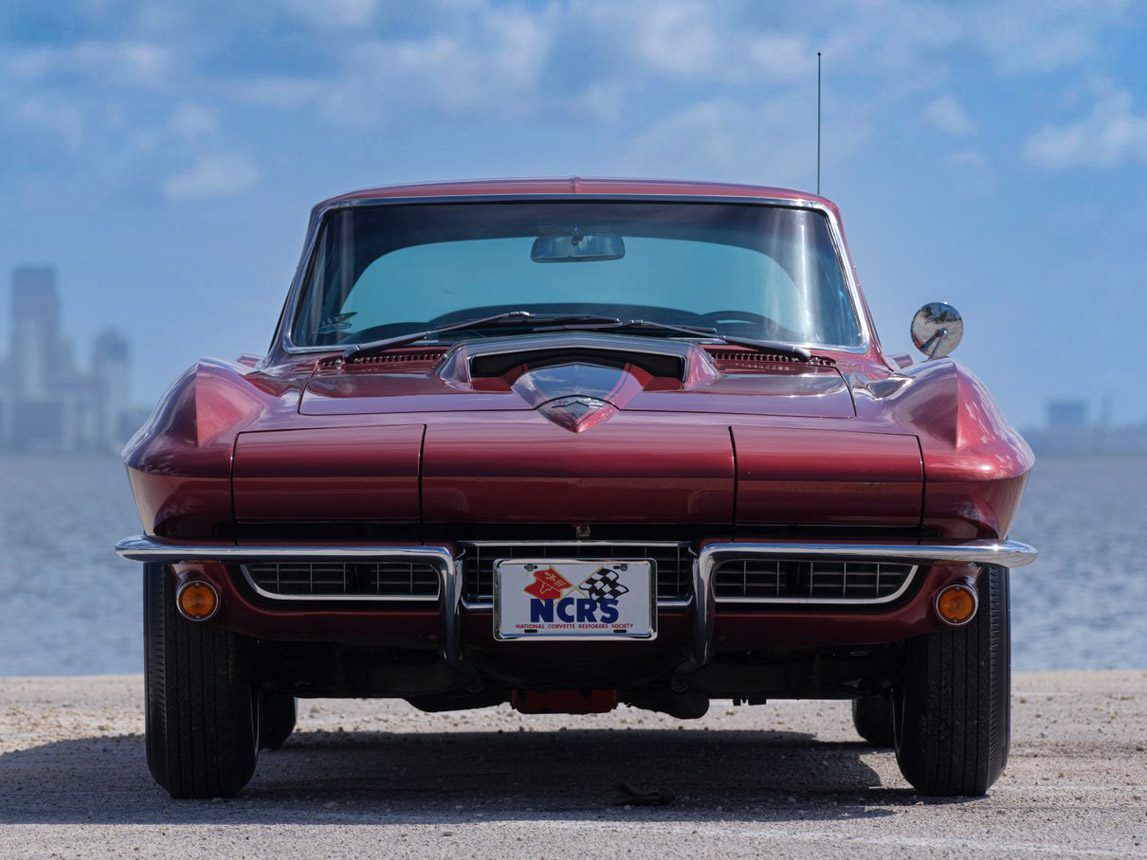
[0,672,1145,859]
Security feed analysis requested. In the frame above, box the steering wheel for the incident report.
[694,309,774,327]
[694,309,804,341]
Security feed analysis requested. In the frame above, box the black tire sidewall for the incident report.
[144,564,259,798]
[893,566,1011,796]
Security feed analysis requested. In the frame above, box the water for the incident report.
[0,454,1144,676]
[1007,455,1147,670]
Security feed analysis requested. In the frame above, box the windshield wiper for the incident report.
[587,319,813,362]
[340,310,622,359]
[339,311,811,362]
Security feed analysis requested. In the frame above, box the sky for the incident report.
[1,0,1145,429]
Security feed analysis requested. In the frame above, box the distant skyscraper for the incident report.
[1,265,142,452]
[9,265,60,400]
[93,329,131,443]
[1046,399,1088,429]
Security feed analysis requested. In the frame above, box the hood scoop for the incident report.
[300,331,854,419]
[457,332,691,381]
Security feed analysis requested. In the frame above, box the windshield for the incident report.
[291,201,863,349]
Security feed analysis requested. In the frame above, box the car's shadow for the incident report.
[0,727,970,825]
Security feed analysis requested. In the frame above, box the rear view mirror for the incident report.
[911,302,964,359]
[531,231,625,263]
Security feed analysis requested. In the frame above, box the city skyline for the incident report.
[1,3,1145,428]
[0,264,145,452]
[0,258,1143,459]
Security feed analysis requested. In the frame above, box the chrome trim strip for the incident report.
[687,555,713,672]
[274,193,873,358]
[457,540,689,547]
[711,562,918,605]
[239,563,441,603]
[698,540,1037,569]
[116,536,449,562]
[116,537,1035,572]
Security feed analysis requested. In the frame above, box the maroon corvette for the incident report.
[117,178,1035,799]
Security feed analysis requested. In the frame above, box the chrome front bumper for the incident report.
[116,536,1037,670]
[687,540,1036,669]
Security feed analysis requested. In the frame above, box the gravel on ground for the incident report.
[1,671,1145,858]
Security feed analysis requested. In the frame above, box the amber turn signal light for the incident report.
[935,583,978,626]
[177,580,220,621]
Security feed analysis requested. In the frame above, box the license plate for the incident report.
[493,559,656,641]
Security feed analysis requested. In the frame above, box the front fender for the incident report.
[875,359,1034,539]
[123,358,303,537]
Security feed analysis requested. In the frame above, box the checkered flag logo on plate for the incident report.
[580,567,630,600]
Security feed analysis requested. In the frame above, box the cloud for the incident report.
[973,1,1129,74]
[225,77,327,109]
[925,96,976,135]
[168,104,217,138]
[0,0,1140,207]
[1024,89,1147,169]
[320,5,555,122]
[570,80,631,123]
[585,1,809,86]
[285,0,380,30]
[161,153,260,201]
[8,41,173,89]
[14,95,86,151]
[949,149,986,168]
[620,94,868,190]
[747,33,810,82]
[624,2,723,80]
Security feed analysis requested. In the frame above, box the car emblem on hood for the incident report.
[506,359,649,432]
[538,395,619,433]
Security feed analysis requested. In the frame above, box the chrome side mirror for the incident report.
[911,302,964,359]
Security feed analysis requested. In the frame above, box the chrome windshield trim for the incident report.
[273,193,873,358]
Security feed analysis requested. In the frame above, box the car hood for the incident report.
[230,336,920,528]
[299,333,856,421]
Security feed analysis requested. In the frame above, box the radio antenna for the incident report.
[816,51,822,195]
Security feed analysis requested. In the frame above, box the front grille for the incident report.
[241,561,440,600]
[713,559,916,603]
[459,542,693,604]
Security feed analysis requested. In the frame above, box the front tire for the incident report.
[852,693,895,747]
[144,564,258,798]
[893,566,1010,796]
[259,693,298,750]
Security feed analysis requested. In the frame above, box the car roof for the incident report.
[317,177,840,214]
